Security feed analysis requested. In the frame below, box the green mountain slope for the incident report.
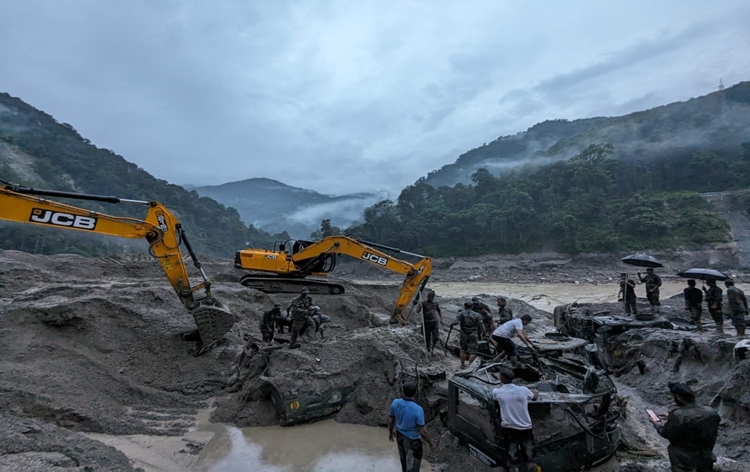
[351,83,750,257]
[425,81,750,187]
[0,93,275,257]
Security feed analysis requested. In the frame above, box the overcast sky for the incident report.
[2,1,749,195]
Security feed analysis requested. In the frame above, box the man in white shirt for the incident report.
[492,368,538,472]
[491,315,535,367]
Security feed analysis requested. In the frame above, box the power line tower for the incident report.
[717,79,729,121]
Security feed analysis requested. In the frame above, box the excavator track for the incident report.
[191,298,235,355]
[239,274,345,295]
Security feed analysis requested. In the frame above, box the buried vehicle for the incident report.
[446,353,623,471]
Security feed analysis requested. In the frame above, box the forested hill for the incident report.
[349,144,750,257]
[424,81,750,188]
[0,93,276,257]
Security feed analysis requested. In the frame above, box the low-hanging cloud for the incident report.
[1,0,749,196]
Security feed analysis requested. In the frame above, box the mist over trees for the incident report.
[347,142,750,256]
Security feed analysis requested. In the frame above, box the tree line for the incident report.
[340,143,750,256]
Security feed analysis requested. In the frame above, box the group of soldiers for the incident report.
[419,292,534,369]
[683,279,747,336]
[259,287,332,348]
[619,268,748,336]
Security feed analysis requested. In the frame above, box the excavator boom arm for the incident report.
[0,185,233,352]
[290,235,431,323]
[291,236,419,276]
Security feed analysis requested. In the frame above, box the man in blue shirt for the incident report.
[388,382,434,472]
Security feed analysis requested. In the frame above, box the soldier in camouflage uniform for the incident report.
[288,287,315,348]
[725,280,747,337]
[496,298,514,325]
[702,279,724,334]
[260,303,282,343]
[450,302,483,369]
[638,268,662,314]
[683,280,704,331]
[471,296,493,340]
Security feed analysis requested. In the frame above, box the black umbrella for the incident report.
[621,254,664,268]
[676,268,730,281]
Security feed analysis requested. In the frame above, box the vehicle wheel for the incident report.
[329,286,344,294]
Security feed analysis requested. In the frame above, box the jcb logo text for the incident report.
[29,209,98,230]
[362,252,388,266]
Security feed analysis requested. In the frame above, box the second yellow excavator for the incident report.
[233,236,431,324]
[0,182,234,354]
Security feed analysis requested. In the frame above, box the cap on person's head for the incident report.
[464,301,472,308]
[403,381,417,398]
[688,279,696,286]
[668,382,695,403]
[273,302,282,308]
[301,286,310,294]
[471,296,479,302]
[497,297,506,303]
[620,272,627,277]
[427,291,435,297]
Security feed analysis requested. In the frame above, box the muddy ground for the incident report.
[0,249,748,471]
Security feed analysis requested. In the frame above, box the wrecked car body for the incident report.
[447,354,623,471]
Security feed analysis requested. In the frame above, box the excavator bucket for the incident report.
[191,298,234,355]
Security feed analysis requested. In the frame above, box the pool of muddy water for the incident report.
[193,420,432,472]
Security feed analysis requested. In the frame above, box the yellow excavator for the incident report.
[0,182,234,354]
[233,235,432,324]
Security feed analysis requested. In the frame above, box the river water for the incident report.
[361,279,689,313]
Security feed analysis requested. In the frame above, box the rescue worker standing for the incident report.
[649,382,720,472]
[703,279,724,334]
[450,302,483,369]
[725,280,748,337]
[497,297,514,325]
[683,280,704,331]
[638,268,662,314]
[418,291,443,353]
[471,296,493,339]
[492,368,538,472]
[288,287,314,348]
[618,273,637,315]
[260,303,282,343]
[388,381,434,472]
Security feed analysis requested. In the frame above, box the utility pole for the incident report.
[717,79,729,122]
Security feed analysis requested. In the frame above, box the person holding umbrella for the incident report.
[725,280,747,337]
[703,280,724,334]
[621,254,662,317]
[638,268,662,314]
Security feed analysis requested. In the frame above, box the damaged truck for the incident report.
[446,350,623,471]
